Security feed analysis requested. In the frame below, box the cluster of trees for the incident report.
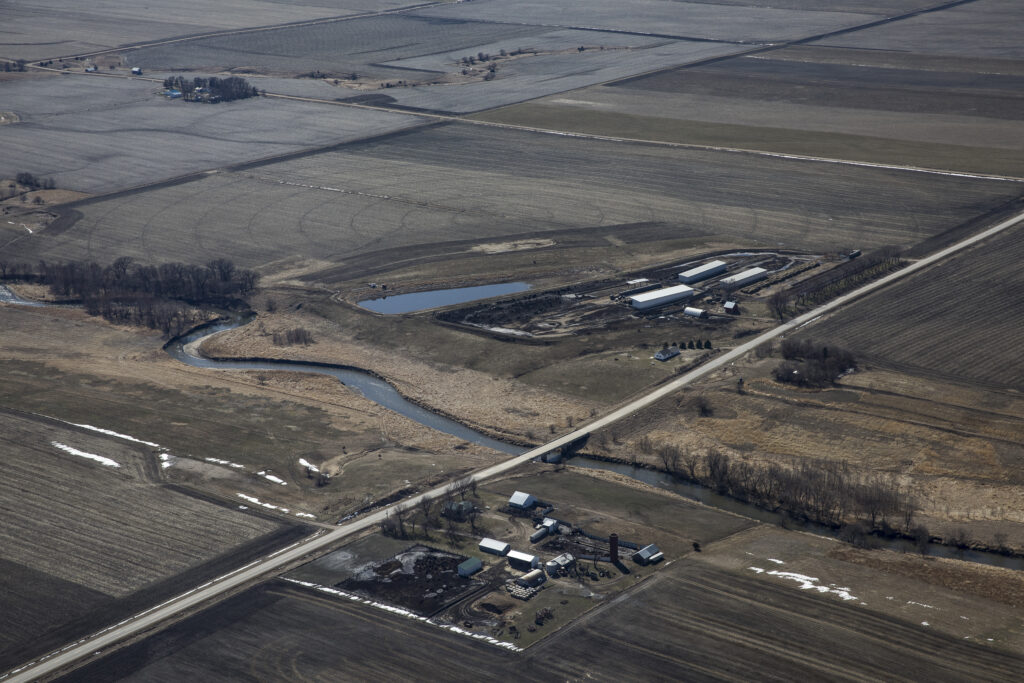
[161,76,259,102]
[1,257,259,336]
[773,338,855,387]
[792,247,902,308]
[14,172,56,190]
[663,339,712,350]
[380,478,479,543]
[2,60,27,72]
[272,328,315,346]
[652,443,917,535]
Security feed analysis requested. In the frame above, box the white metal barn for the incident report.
[719,267,768,288]
[629,284,694,310]
[678,260,727,284]
[479,538,511,556]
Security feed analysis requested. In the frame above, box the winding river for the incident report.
[4,285,1021,569]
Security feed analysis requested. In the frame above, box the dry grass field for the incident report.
[0,409,310,672]
[7,122,1020,275]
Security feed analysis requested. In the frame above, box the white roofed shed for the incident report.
[679,260,727,284]
[719,267,768,289]
[629,284,694,311]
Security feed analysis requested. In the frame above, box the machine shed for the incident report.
[479,537,511,556]
[629,284,694,311]
[679,260,728,284]
[719,267,768,289]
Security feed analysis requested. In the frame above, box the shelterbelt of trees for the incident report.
[1,257,258,336]
[162,75,259,102]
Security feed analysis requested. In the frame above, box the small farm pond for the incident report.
[357,282,530,314]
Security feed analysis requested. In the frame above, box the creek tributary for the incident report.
[5,290,1021,569]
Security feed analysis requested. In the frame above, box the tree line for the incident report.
[772,338,855,388]
[0,257,259,337]
[650,442,918,538]
[162,76,259,102]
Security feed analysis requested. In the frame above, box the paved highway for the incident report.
[5,208,1023,682]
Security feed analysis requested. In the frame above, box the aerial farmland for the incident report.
[1,0,1023,680]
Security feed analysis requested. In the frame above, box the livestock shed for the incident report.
[683,307,706,318]
[679,260,728,284]
[629,284,694,311]
[719,267,768,289]
[633,544,664,566]
[546,553,576,575]
[507,550,541,571]
[479,537,511,556]
[458,557,483,578]
[654,347,680,362]
[530,527,549,543]
[509,491,537,510]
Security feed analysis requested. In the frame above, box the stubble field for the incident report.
[811,224,1024,387]
[0,76,420,194]
[0,409,308,672]
[7,122,1021,277]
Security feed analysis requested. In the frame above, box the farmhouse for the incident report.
[719,267,767,289]
[479,537,510,556]
[654,347,680,362]
[629,284,695,311]
[679,259,727,284]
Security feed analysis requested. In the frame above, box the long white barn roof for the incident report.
[630,284,694,303]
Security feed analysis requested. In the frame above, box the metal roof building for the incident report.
[629,284,694,311]
[479,537,511,556]
[719,267,768,289]
[516,568,547,587]
[683,307,706,318]
[509,491,537,509]
[632,543,664,566]
[458,557,483,577]
[507,550,541,571]
[679,259,728,284]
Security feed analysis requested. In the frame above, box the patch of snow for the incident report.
[206,457,245,469]
[68,423,162,449]
[295,512,316,519]
[281,578,522,652]
[921,621,929,627]
[907,601,934,609]
[299,458,319,472]
[749,568,858,601]
[235,494,309,520]
[768,558,785,564]
[158,452,175,469]
[52,442,120,468]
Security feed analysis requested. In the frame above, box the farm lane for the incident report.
[8,206,1024,683]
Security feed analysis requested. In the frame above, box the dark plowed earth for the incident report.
[58,563,1024,682]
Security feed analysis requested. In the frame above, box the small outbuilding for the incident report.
[479,537,511,556]
[458,557,483,578]
[84,65,97,72]
[508,490,537,510]
[529,527,549,543]
[130,67,143,75]
[683,307,706,318]
[516,568,547,587]
[545,553,576,576]
[679,259,728,284]
[632,543,664,566]
[654,347,680,362]
[507,550,541,571]
[724,301,738,314]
